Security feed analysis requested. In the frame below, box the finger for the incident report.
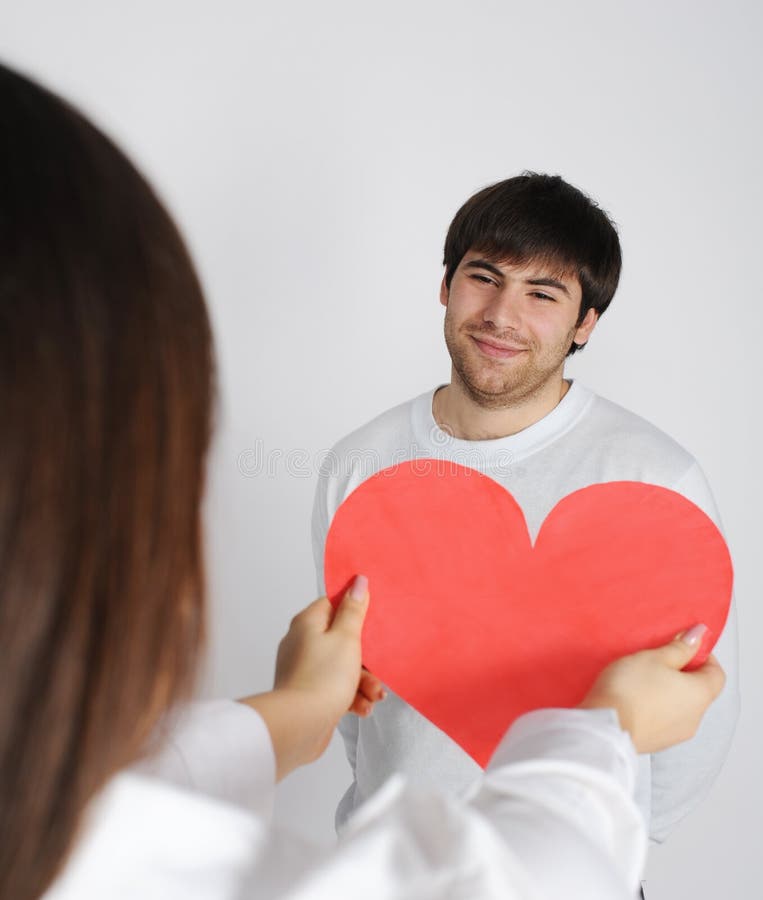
[359,669,385,701]
[651,624,710,669]
[349,694,373,717]
[330,575,370,636]
[358,668,386,702]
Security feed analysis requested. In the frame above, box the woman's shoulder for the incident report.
[43,771,264,900]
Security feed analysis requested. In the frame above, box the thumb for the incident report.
[652,624,709,669]
[330,574,370,635]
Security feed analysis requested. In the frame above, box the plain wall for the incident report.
[1,1,760,896]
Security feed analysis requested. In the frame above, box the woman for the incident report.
[0,61,724,900]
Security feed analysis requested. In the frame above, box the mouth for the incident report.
[470,335,528,360]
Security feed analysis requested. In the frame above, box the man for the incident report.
[311,173,739,850]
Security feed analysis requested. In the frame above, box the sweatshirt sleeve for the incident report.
[274,708,645,900]
[471,709,646,894]
[647,460,740,841]
[133,699,276,823]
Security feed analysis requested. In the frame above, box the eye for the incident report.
[530,291,555,302]
[469,273,498,286]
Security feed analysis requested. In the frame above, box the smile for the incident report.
[470,336,528,360]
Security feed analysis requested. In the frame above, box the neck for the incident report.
[434,372,570,440]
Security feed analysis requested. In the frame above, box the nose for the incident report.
[481,284,523,330]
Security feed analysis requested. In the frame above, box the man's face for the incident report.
[441,251,598,409]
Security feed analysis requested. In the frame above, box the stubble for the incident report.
[443,313,577,410]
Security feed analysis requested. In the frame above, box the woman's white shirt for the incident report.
[44,701,646,900]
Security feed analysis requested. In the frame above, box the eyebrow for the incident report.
[464,259,572,297]
[464,259,505,279]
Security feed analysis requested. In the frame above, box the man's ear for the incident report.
[440,275,449,307]
[574,307,598,345]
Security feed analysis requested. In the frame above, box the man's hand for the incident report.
[580,625,726,753]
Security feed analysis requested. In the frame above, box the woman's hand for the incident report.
[241,576,385,780]
[580,624,726,753]
[273,575,384,720]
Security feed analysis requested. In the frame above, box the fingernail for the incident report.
[682,624,708,647]
[350,574,368,602]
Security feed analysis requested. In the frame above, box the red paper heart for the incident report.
[325,461,733,767]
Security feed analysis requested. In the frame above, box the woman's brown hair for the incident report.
[0,63,215,898]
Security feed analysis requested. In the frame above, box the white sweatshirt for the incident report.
[311,380,739,840]
[45,700,646,899]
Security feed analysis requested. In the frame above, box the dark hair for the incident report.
[0,63,214,899]
[443,173,622,354]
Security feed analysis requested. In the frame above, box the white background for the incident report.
[2,2,760,896]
